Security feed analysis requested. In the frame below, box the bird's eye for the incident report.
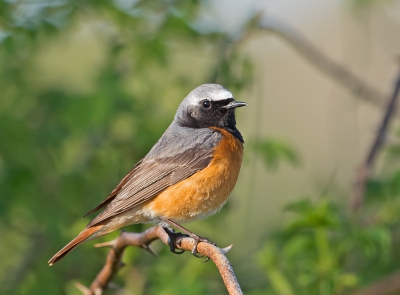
[202,100,211,109]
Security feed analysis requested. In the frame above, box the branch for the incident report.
[257,16,387,107]
[209,13,387,110]
[351,69,400,211]
[75,226,243,295]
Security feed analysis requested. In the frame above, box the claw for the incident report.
[173,248,185,254]
[189,235,216,261]
[191,246,204,258]
[160,219,217,262]
[163,227,188,254]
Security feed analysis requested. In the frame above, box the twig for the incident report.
[350,69,400,211]
[209,13,387,109]
[351,270,400,295]
[258,16,387,107]
[75,226,243,295]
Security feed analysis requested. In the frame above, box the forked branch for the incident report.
[75,226,243,295]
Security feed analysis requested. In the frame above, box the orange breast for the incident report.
[145,128,244,223]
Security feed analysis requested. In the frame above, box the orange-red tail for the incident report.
[48,225,103,266]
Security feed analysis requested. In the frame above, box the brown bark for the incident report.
[75,226,243,295]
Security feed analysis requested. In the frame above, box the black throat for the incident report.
[224,125,244,143]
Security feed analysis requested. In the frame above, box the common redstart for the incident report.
[48,84,246,265]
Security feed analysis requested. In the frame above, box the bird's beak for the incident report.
[222,100,247,109]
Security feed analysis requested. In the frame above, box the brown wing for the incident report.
[86,147,213,227]
[83,160,143,217]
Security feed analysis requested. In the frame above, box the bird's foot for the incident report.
[188,234,216,261]
[162,227,216,261]
[163,227,188,254]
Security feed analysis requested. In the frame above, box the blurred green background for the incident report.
[1,0,400,294]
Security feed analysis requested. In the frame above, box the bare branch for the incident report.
[258,16,387,107]
[75,226,243,295]
[351,69,400,211]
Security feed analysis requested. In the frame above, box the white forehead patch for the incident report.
[210,89,233,102]
[184,84,233,106]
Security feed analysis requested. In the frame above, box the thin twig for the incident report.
[351,69,400,211]
[258,16,387,106]
[75,226,243,295]
[210,13,387,108]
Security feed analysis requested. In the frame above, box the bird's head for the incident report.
[175,84,246,132]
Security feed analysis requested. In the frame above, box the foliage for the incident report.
[0,1,256,294]
[2,1,400,295]
[253,134,400,295]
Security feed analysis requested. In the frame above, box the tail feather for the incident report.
[48,225,103,266]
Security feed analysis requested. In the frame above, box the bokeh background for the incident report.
[1,0,400,294]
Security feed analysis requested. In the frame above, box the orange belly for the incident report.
[144,128,243,223]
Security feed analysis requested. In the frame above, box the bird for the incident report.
[48,83,246,265]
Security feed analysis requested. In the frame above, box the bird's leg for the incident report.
[162,227,187,254]
[161,218,216,259]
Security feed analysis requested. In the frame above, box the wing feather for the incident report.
[83,160,143,217]
[86,147,213,227]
